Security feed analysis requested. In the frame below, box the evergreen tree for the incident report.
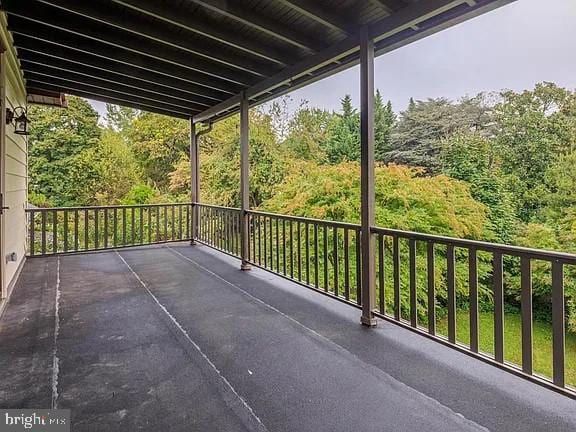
[322,95,360,163]
[374,91,395,162]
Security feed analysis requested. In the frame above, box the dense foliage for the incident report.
[28,82,576,330]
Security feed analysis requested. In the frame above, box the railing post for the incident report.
[240,92,251,270]
[359,28,377,327]
[190,117,199,245]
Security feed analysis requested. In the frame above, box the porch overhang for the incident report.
[1,0,515,122]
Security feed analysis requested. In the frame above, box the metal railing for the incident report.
[194,203,576,397]
[195,203,242,257]
[26,203,192,255]
[26,202,576,397]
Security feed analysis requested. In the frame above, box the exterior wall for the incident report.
[0,13,27,299]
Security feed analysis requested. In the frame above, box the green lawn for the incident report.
[436,311,576,387]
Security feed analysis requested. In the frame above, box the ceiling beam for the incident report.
[275,0,354,35]
[23,69,208,113]
[9,21,244,95]
[16,44,228,102]
[369,0,408,15]
[3,3,258,88]
[110,0,294,67]
[19,56,213,108]
[195,0,500,122]
[33,0,278,78]
[26,80,197,117]
[186,0,324,53]
[27,85,190,119]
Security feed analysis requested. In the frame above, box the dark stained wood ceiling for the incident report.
[1,0,515,121]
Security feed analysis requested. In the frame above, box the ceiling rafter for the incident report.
[34,0,278,78]
[16,45,228,102]
[23,69,208,113]
[27,83,194,118]
[110,0,294,67]
[10,24,244,95]
[2,3,257,89]
[19,57,213,108]
[275,0,354,35]
[185,0,324,53]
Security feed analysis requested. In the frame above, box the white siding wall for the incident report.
[1,13,27,298]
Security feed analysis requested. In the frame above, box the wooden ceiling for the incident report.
[1,0,515,121]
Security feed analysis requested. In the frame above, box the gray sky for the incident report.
[90,0,576,118]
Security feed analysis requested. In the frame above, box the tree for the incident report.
[322,95,360,163]
[90,130,141,204]
[441,130,517,243]
[493,82,576,222]
[104,104,139,136]
[374,91,395,162]
[386,95,493,172]
[129,113,189,191]
[28,96,102,206]
[283,105,334,161]
[169,109,286,207]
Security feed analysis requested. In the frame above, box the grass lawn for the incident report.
[435,311,576,388]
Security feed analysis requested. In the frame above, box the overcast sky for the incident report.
[89,0,576,118]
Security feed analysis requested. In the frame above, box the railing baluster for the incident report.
[155,207,160,243]
[427,241,435,335]
[93,209,98,250]
[552,260,565,387]
[41,211,47,255]
[276,218,280,272]
[493,251,504,362]
[333,227,339,296]
[314,224,319,290]
[74,210,79,252]
[469,247,479,352]
[29,210,35,256]
[305,222,310,285]
[123,208,128,245]
[113,208,118,247]
[164,206,168,241]
[283,219,287,274]
[148,207,152,244]
[132,207,136,244]
[263,216,268,268]
[84,209,88,251]
[63,210,69,253]
[52,209,58,254]
[447,244,456,343]
[171,205,175,241]
[323,225,328,291]
[178,205,182,240]
[103,208,108,249]
[520,256,533,374]
[409,238,417,327]
[393,235,400,320]
[140,207,144,244]
[297,221,301,280]
[289,220,293,278]
[355,228,361,305]
[378,233,384,314]
[344,228,350,301]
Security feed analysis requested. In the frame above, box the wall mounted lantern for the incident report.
[6,106,31,135]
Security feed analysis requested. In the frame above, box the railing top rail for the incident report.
[26,203,193,212]
[194,203,241,212]
[371,226,576,263]
[247,209,360,230]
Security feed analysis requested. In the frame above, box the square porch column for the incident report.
[360,29,377,327]
[240,92,251,270]
[190,118,199,245]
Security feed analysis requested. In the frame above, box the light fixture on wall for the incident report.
[5,106,31,135]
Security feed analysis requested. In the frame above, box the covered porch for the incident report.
[2,243,575,431]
